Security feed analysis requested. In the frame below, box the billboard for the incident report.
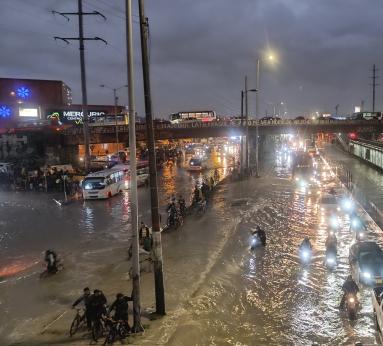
[19,108,39,118]
[46,109,107,125]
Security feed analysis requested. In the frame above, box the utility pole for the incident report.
[245,76,249,172]
[240,90,244,175]
[113,89,119,150]
[335,104,339,116]
[255,58,260,178]
[361,99,365,112]
[370,64,379,112]
[53,2,106,173]
[138,0,166,316]
[126,0,143,331]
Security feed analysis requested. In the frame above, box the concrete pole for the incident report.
[138,0,166,316]
[126,0,143,331]
[78,0,91,173]
[240,90,244,175]
[245,76,249,172]
[113,89,119,151]
[255,58,260,177]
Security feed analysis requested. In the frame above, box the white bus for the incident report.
[169,111,216,124]
[82,169,125,200]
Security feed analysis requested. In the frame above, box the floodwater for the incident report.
[139,148,383,346]
[1,144,383,345]
[0,149,233,344]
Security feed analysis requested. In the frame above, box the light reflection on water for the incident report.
[155,150,380,346]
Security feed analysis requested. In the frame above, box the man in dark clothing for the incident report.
[252,226,266,246]
[89,289,107,323]
[44,250,58,274]
[139,222,150,245]
[72,287,92,329]
[108,293,132,327]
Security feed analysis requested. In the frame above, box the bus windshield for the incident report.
[83,177,106,190]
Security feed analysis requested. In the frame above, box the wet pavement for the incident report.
[1,145,383,345]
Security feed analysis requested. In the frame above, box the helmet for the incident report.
[116,293,124,299]
[94,289,101,294]
[83,287,90,292]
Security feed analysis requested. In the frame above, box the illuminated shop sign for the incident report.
[46,110,107,125]
[19,108,39,117]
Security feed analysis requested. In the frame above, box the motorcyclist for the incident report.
[178,195,186,217]
[72,287,92,330]
[167,196,178,226]
[214,169,220,182]
[108,293,132,326]
[252,226,266,246]
[325,233,337,250]
[88,289,107,324]
[192,185,201,205]
[44,249,58,274]
[300,237,312,250]
[339,275,359,309]
[209,177,215,191]
[201,181,210,200]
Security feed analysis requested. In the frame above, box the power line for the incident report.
[52,0,107,172]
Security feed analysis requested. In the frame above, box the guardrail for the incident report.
[87,118,382,129]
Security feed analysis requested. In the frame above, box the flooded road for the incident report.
[1,144,383,345]
[140,148,383,346]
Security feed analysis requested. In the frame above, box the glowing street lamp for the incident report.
[255,49,278,177]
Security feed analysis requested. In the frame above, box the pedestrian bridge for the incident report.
[62,119,383,144]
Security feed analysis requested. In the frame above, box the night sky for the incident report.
[1,0,382,118]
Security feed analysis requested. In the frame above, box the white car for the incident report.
[318,194,340,214]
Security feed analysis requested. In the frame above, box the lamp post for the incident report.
[100,84,128,151]
[255,53,274,177]
[240,77,257,176]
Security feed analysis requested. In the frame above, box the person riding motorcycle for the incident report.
[178,195,186,217]
[139,222,151,245]
[252,226,266,246]
[214,169,220,182]
[167,197,178,226]
[72,287,92,330]
[108,293,132,325]
[339,275,359,309]
[44,249,58,274]
[192,185,201,205]
[300,237,312,250]
[325,233,337,251]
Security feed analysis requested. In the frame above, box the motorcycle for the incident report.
[167,210,183,229]
[40,260,64,279]
[299,246,312,265]
[325,248,337,269]
[345,293,359,320]
[250,234,262,250]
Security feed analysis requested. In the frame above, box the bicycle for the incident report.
[69,308,86,336]
[103,318,130,345]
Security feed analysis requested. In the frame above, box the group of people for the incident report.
[298,235,359,310]
[72,288,132,331]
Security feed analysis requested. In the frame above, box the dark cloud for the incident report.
[0,0,382,118]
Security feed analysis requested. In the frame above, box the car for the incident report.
[0,162,13,174]
[295,116,305,121]
[318,194,340,214]
[349,241,383,286]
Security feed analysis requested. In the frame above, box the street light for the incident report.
[100,84,128,151]
[255,51,277,177]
